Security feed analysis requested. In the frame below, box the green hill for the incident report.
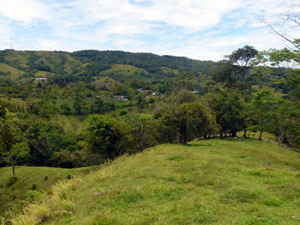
[0,166,96,219]
[99,64,151,82]
[0,63,24,80]
[11,138,300,225]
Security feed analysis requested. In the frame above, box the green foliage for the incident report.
[255,40,300,147]
[0,165,96,218]
[159,102,218,144]
[6,176,17,187]
[86,115,132,159]
[208,90,245,137]
[0,100,6,118]
[125,114,159,151]
[249,90,278,140]
[212,45,258,91]
[0,119,30,177]
[25,119,67,166]
[25,190,42,202]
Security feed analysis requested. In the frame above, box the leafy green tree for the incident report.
[125,114,159,152]
[73,96,89,115]
[39,103,58,119]
[86,115,132,159]
[160,102,217,144]
[212,46,258,91]
[25,119,67,166]
[229,45,258,76]
[0,119,29,177]
[270,100,300,148]
[60,103,71,115]
[250,90,277,140]
[91,97,105,113]
[173,89,197,106]
[178,71,195,90]
[209,91,245,138]
[255,17,300,148]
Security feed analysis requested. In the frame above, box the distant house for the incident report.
[152,92,159,96]
[35,78,47,81]
[160,67,167,70]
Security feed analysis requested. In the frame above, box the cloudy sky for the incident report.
[0,0,299,61]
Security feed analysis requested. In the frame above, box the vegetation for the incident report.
[9,138,300,225]
[0,15,299,223]
[0,165,96,218]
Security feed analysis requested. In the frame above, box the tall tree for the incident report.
[209,91,245,138]
[257,14,300,148]
[160,102,217,144]
[0,119,29,177]
[86,115,132,159]
[212,46,258,91]
[250,90,277,141]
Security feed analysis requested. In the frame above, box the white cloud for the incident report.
[71,0,241,31]
[0,23,13,49]
[0,0,49,23]
[1,0,300,60]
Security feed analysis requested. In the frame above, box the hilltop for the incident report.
[11,138,300,225]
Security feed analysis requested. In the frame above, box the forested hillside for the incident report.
[0,45,298,171]
[0,43,299,222]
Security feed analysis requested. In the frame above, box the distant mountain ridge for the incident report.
[0,49,218,83]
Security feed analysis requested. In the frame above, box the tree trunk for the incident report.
[12,162,15,178]
[231,130,237,137]
[220,131,223,139]
[180,122,187,144]
[278,132,284,146]
[258,129,263,141]
[243,129,247,138]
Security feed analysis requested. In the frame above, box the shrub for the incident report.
[25,190,42,202]
[6,177,17,187]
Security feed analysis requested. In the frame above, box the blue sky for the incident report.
[0,0,299,61]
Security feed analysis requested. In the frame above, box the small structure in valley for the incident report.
[35,78,47,81]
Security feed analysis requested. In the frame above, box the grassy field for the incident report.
[0,63,24,80]
[10,138,300,225]
[0,166,97,219]
[100,64,151,81]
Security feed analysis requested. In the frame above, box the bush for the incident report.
[25,190,42,202]
[6,177,17,187]
[119,110,127,116]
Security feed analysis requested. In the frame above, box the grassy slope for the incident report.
[100,64,150,81]
[0,166,96,218]
[0,63,24,80]
[12,139,300,225]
